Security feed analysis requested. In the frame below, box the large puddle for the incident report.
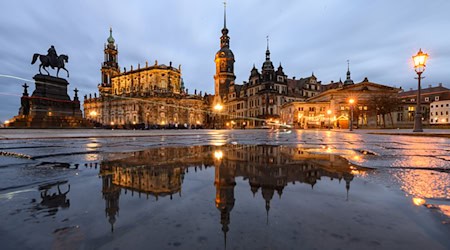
[1,145,449,250]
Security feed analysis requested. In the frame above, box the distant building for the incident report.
[84,29,206,128]
[280,78,400,129]
[213,6,323,128]
[397,83,450,127]
[430,100,450,125]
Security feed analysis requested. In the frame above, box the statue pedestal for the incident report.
[32,74,70,101]
[8,74,87,128]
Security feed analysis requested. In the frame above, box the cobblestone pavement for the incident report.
[0,129,449,250]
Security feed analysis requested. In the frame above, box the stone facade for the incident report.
[213,7,323,129]
[397,83,450,127]
[281,78,400,129]
[83,29,206,128]
[430,100,450,125]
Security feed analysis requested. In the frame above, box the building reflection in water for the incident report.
[99,145,363,242]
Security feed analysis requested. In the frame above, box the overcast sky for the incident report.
[1,0,449,122]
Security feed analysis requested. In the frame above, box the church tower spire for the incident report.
[266,35,270,61]
[344,60,354,85]
[214,1,236,103]
[99,27,120,96]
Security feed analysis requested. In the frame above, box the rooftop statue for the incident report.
[31,45,69,78]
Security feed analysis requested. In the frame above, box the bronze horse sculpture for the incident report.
[31,53,69,78]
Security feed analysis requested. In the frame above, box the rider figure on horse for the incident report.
[47,45,58,69]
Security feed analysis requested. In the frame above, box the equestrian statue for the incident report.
[31,45,69,78]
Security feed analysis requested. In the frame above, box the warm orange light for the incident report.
[132,121,136,125]
[214,150,223,160]
[349,99,355,104]
[89,111,98,117]
[327,109,332,115]
[4,120,10,125]
[412,197,426,206]
[214,103,223,111]
[196,120,200,124]
[412,49,428,73]
[110,121,115,125]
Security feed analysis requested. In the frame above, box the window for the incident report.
[411,98,415,102]
[425,97,429,102]
[435,96,440,101]
[431,105,434,108]
[299,107,304,111]
[441,104,444,107]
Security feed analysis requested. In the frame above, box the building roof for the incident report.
[308,79,399,102]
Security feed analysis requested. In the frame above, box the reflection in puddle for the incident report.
[33,181,71,217]
[99,145,366,239]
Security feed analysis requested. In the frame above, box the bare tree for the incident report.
[368,93,400,128]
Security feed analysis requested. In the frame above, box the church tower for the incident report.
[214,2,236,103]
[344,60,354,85]
[100,164,121,232]
[99,28,120,96]
[214,151,236,248]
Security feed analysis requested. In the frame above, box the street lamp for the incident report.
[214,103,223,111]
[213,103,223,129]
[327,109,332,129]
[412,49,429,132]
[349,99,355,131]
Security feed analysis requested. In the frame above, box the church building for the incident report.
[84,29,206,128]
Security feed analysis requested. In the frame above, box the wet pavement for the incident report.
[0,129,449,250]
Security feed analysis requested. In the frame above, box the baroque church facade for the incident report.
[84,29,206,128]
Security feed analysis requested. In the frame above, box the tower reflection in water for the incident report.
[99,145,362,238]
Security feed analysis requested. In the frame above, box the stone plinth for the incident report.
[32,74,71,101]
[7,74,90,128]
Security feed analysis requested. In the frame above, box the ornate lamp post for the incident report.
[327,109,332,129]
[412,49,429,132]
[349,99,355,131]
